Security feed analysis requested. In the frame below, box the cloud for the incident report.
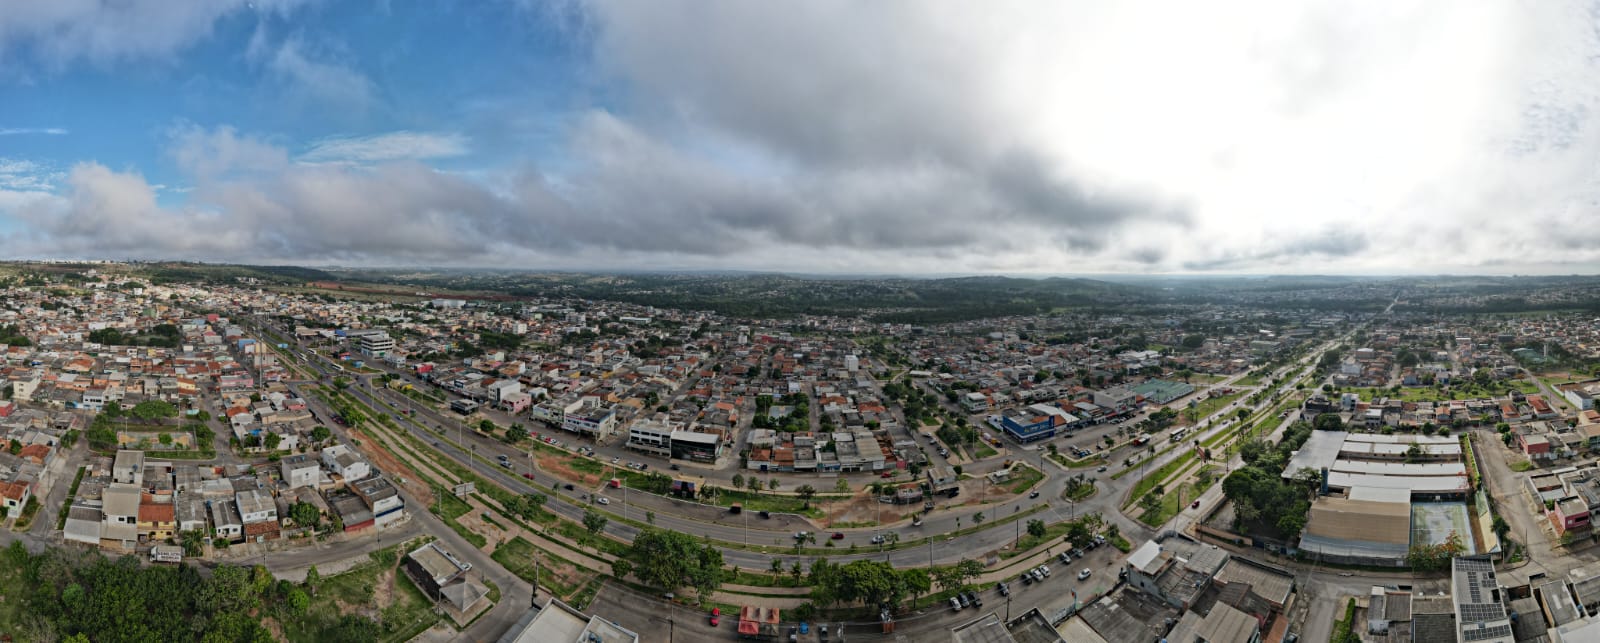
[0,128,67,136]
[0,0,314,70]
[300,132,470,165]
[247,33,377,110]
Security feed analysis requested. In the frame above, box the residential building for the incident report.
[280,454,321,489]
[321,444,371,482]
[352,476,405,529]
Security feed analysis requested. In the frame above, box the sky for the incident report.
[3,1,1600,275]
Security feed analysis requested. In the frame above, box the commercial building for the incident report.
[1132,379,1196,406]
[497,597,639,643]
[1452,558,1513,643]
[404,541,487,615]
[669,429,722,462]
[356,332,395,358]
[997,404,1080,443]
[625,419,675,457]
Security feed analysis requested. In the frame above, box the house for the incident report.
[210,499,243,542]
[280,454,321,489]
[112,449,144,485]
[321,444,371,483]
[351,476,405,529]
[101,483,141,551]
[137,501,176,540]
[235,489,277,525]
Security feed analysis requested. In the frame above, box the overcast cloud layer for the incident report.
[3,1,1600,274]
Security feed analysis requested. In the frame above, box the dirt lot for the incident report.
[535,454,605,487]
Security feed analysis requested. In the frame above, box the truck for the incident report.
[150,545,183,563]
[607,478,622,489]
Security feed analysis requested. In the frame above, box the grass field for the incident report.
[1188,390,1247,422]
[1003,464,1045,495]
[282,544,442,643]
[491,536,592,599]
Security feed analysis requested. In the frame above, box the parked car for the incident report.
[670,464,680,471]
[1070,548,1085,557]
[1037,564,1051,577]
[1097,465,1108,472]
[1021,572,1034,585]
[831,532,845,540]
[950,597,963,611]
[1078,569,1092,580]
[759,510,772,519]
[965,591,983,608]
[522,473,535,480]
[1191,500,1201,509]
[1058,552,1072,564]
[996,582,1010,596]
[710,607,720,626]
[563,483,575,491]
[1028,490,1040,499]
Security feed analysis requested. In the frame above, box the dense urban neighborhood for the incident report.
[5,265,1600,642]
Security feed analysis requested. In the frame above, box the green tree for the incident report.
[732,474,744,489]
[582,509,609,546]
[478,419,496,434]
[1027,519,1047,539]
[310,425,331,444]
[505,423,528,443]
[286,588,310,613]
[624,529,725,597]
[289,502,320,529]
[795,484,817,509]
[611,558,635,580]
[770,558,785,579]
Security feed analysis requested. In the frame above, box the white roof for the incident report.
[1328,460,1466,477]
[1348,486,1413,504]
[1129,540,1164,574]
[1326,471,1470,494]
[1284,431,1347,475]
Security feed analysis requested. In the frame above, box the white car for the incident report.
[596,497,610,505]
[1037,564,1051,577]
[1078,569,1092,580]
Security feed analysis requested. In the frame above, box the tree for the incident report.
[790,561,805,583]
[304,564,321,594]
[582,509,609,547]
[1066,520,1094,548]
[796,484,817,509]
[973,511,985,525]
[263,432,281,450]
[625,529,725,597]
[611,558,635,580]
[732,474,744,489]
[646,511,656,525]
[834,478,851,493]
[768,478,780,491]
[478,419,496,434]
[505,424,528,443]
[286,588,310,613]
[132,400,178,420]
[1313,413,1344,431]
[770,558,785,579]
[289,502,320,529]
[1027,519,1047,540]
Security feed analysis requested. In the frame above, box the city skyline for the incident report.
[3,2,1600,275]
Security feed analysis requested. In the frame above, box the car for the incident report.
[611,457,620,464]
[880,472,893,478]
[1028,490,1040,499]
[759,510,772,519]
[563,484,575,491]
[965,591,983,608]
[996,582,1010,596]
[669,464,679,471]
[1097,465,1108,472]
[498,454,509,461]
[499,461,512,468]
[522,473,535,480]
[956,593,971,608]
[1030,569,1044,582]
[1191,500,1201,509]
[596,497,610,505]
[1078,569,1092,580]
[640,464,649,470]
[1070,548,1085,557]
[870,534,883,544]
[794,531,809,539]
[1020,572,1034,585]
[950,597,963,611]
[1037,564,1051,577]
[831,532,845,540]
[1058,552,1072,564]
[710,607,721,627]
[799,622,809,634]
